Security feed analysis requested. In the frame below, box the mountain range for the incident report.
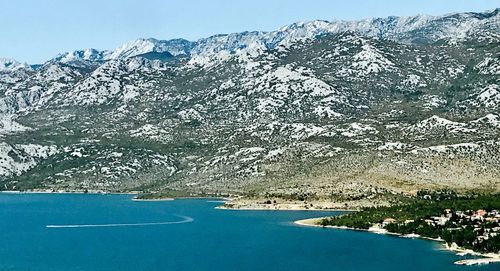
[0,9,499,201]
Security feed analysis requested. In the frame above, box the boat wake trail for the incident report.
[46,215,194,228]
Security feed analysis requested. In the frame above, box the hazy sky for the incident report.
[1,0,499,63]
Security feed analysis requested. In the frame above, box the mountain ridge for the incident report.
[0,9,499,201]
[3,8,499,66]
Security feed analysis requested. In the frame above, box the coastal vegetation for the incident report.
[134,189,222,200]
[320,191,500,254]
[135,189,191,200]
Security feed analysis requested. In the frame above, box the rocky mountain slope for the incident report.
[0,9,499,200]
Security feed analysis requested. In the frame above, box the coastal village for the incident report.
[374,209,500,265]
[311,192,500,266]
[380,209,500,241]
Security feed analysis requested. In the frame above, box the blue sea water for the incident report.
[0,194,497,271]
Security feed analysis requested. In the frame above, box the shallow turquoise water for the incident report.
[0,194,496,271]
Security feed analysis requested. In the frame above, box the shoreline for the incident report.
[131,197,175,201]
[218,197,373,211]
[0,191,218,202]
[294,217,500,265]
[1,191,371,211]
[0,191,350,211]
[0,190,137,195]
[0,190,229,203]
[216,205,354,211]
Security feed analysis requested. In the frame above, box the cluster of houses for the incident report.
[381,209,500,242]
[447,209,500,242]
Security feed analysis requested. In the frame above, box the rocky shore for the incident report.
[218,197,390,211]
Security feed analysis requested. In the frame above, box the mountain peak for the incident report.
[108,38,195,60]
[0,57,31,72]
[52,49,111,64]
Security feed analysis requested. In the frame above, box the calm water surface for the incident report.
[0,194,496,271]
